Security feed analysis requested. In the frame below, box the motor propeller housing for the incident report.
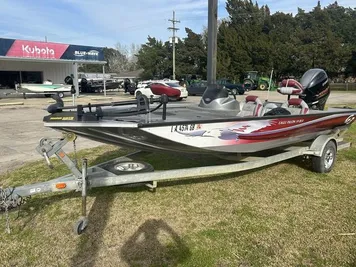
[299,68,330,110]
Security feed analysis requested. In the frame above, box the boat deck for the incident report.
[109,103,242,125]
[44,97,356,128]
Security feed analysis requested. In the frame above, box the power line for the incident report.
[168,11,180,80]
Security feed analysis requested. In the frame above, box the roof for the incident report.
[0,56,106,65]
[115,69,144,78]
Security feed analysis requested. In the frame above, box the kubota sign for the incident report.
[0,38,104,61]
[6,40,69,59]
[21,45,55,56]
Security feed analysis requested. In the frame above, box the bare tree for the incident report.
[115,42,142,71]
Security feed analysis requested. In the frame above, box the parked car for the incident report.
[187,81,208,96]
[105,79,121,89]
[135,81,188,101]
[79,78,104,93]
[217,79,245,95]
[188,80,245,96]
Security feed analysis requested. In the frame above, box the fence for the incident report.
[330,83,356,91]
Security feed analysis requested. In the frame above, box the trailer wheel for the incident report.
[74,217,88,235]
[58,92,64,98]
[311,140,336,173]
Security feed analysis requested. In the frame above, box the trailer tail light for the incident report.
[56,183,67,189]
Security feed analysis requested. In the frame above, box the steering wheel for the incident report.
[225,87,236,100]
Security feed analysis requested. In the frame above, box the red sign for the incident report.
[6,40,69,59]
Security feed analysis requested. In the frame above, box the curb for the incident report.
[90,97,113,101]
[0,102,24,106]
[47,99,74,103]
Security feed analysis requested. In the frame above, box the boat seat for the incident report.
[281,98,309,115]
[261,102,278,116]
[239,95,263,117]
[277,79,304,96]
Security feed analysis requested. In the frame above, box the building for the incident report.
[0,37,106,96]
[115,69,144,80]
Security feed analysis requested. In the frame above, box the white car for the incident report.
[135,81,188,101]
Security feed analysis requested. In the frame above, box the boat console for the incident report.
[198,84,241,111]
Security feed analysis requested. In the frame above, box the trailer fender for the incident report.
[304,135,337,157]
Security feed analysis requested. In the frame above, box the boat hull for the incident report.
[44,110,356,155]
[19,83,72,93]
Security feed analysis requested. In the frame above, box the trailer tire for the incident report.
[311,140,336,173]
[105,160,154,175]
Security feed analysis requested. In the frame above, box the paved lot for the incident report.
[0,90,355,174]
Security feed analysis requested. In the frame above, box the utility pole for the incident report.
[168,11,180,80]
[207,0,217,86]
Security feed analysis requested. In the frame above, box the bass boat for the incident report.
[43,68,356,157]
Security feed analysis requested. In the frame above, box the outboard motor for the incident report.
[299,68,330,110]
[198,84,241,111]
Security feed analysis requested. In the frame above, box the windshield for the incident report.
[166,82,180,87]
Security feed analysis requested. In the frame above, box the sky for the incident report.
[0,0,355,49]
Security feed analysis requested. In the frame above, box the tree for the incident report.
[136,36,170,80]
[293,3,349,77]
[134,0,356,82]
[178,28,207,79]
[78,47,128,73]
[115,42,142,71]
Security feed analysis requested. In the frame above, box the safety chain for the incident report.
[0,188,30,233]
[73,139,79,168]
[0,189,10,233]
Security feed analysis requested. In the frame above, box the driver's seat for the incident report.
[239,95,263,117]
[281,98,309,114]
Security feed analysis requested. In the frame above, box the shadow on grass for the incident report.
[70,192,115,267]
[120,219,191,266]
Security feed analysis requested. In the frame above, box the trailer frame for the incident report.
[0,126,351,234]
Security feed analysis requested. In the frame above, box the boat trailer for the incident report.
[0,127,352,235]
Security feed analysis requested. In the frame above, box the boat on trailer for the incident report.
[43,68,356,157]
[1,68,356,235]
[17,81,72,98]
[1,0,356,234]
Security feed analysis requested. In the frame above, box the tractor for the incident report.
[243,71,275,91]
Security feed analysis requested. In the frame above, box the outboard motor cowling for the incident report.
[299,68,330,110]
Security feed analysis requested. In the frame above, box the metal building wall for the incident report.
[0,61,72,84]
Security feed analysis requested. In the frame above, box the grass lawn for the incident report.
[0,122,356,267]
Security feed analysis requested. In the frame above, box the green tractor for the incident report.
[180,74,203,87]
[243,71,275,91]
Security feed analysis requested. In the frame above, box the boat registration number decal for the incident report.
[49,116,74,121]
[171,124,201,132]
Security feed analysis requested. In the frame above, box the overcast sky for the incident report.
[0,0,355,48]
